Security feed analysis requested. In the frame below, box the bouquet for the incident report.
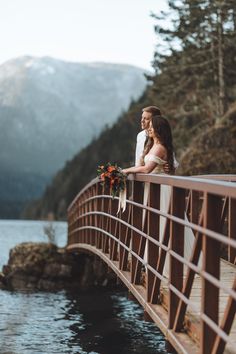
[97,162,127,198]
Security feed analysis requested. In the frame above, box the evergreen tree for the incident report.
[151,0,236,118]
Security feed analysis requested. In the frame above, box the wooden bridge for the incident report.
[67,174,236,354]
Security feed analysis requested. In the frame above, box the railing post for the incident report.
[96,184,103,249]
[168,187,185,329]
[190,190,200,225]
[90,185,96,246]
[147,183,160,302]
[102,190,110,254]
[81,192,86,243]
[201,193,222,354]
[74,200,79,244]
[119,181,132,271]
[131,181,143,284]
[87,188,92,244]
[109,196,119,260]
[228,197,236,263]
[83,190,89,243]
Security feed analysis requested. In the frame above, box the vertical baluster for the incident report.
[228,197,236,263]
[72,202,76,244]
[98,186,105,249]
[96,184,103,248]
[131,181,143,284]
[79,193,83,243]
[174,189,203,331]
[90,186,96,246]
[78,198,82,243]
[168,187,185,329]
[80,193,84,243]
[147,183,160,302]
[109,196,119,260]
[83,192,87,243]
[84,190,89,244]
[102,192,110,254]
[119,181,132,270]
[201,193,222,354]
[87,189,91,244]
[190,190,200,224]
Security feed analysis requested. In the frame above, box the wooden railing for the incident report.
[67,174,236,354]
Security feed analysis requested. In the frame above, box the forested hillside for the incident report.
[24,0,236,220]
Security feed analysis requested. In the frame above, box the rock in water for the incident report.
[0,242,116,291]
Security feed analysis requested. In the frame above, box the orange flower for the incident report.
[101,173,105,181]
[108,166,116,173]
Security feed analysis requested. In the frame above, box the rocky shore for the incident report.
[0,242,116,291]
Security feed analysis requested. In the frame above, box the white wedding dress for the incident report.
[142,154,197,278]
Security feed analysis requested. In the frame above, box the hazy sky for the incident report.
[0,0,168,70]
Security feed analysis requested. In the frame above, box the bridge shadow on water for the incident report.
[64,287,171,354]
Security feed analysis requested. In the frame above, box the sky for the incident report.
[0,0,168,71]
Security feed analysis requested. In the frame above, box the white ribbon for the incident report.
[117,186,127,214]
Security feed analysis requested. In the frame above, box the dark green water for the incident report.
[0,220,170,354]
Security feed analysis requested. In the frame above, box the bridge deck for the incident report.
[159,259,236,354]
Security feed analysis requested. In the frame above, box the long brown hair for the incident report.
[142,115,174,174]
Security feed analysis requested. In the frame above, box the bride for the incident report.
[122,115,174,176]
[122,115,174,276]
[122,115,196,277]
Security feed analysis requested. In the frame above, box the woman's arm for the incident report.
[123,161,157,175]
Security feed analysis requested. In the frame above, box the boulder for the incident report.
[0,242,116,291]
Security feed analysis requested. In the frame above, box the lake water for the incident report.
[0,220,170,354]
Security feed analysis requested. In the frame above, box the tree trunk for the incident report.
[217,2,226,117]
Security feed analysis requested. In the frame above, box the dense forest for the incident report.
[24,0,236,220]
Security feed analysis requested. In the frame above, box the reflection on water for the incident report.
[65,290,169,354]
[0,220,170,354]
[0,289,169,354]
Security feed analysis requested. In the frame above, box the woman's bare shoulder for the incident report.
[151,144,167,159]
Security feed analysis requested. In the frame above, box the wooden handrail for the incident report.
[67,174,236,354]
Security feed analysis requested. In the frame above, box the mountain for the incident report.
[0,56,147,218]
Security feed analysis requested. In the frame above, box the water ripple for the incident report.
[0,220,171,354]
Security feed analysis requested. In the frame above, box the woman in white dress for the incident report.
[123,115,196,277]
[123,115,174,276]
